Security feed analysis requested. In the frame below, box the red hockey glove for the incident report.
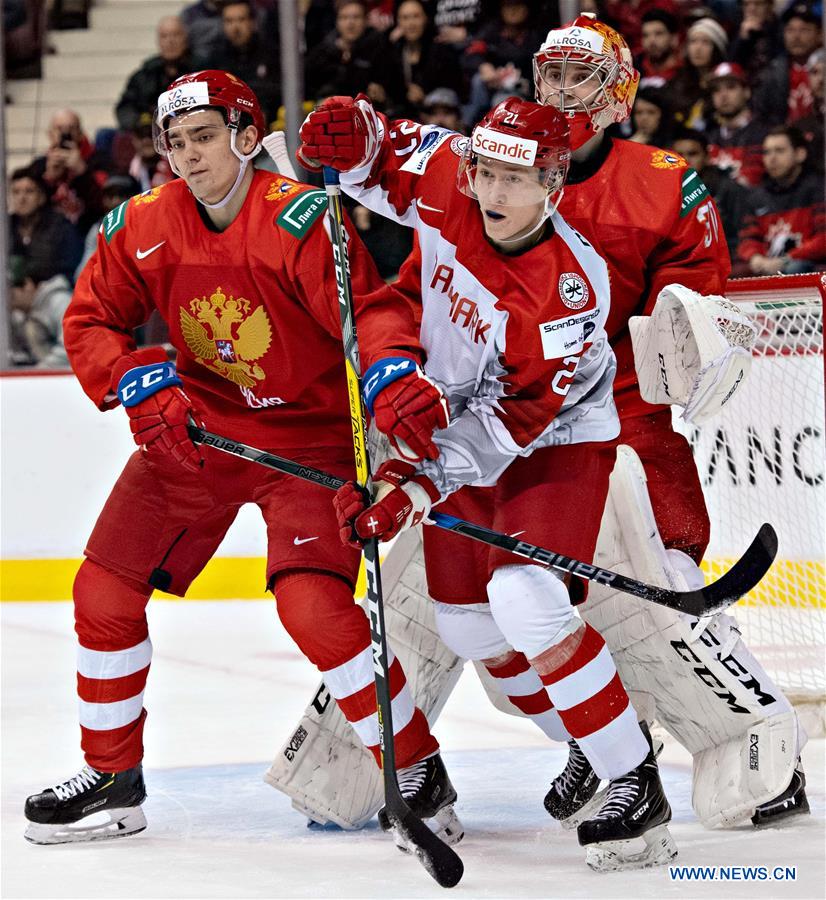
[112,349,203,473]
[333,460,440,547]
[362,357,449,462]
[297,94,380,173]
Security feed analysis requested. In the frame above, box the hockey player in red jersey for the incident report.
[293,12,808,846]
[22,71,459,849]
[327,98,678,869]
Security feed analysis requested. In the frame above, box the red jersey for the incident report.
[65,170,419,450]
[558,139,731,418]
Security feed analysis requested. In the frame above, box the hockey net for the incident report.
[673,274,825,723]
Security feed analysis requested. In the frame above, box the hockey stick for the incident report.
[261,131,299,180]
[319,166,463,889]
[187,424,777,618]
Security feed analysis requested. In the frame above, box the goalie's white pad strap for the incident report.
[582,444,804,826]
[264,528,465,828]
[629,283,757,424]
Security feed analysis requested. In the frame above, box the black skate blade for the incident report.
[387,806,464,888]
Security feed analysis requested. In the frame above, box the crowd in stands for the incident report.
[6,0,825,366]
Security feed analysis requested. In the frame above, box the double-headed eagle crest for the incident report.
[180,287,272,387]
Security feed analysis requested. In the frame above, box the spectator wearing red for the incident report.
[737,125,825,275]
[752,1,823,126]
[30,109,108,236]
[637,8,682,88]
[705,62,769,188]
[730,0,783,84]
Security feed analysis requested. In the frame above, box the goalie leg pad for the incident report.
[265,530,465,829]
[583,444,805,827]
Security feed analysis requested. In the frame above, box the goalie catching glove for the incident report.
[334,459,440,546]
[297,94,382,173]
[113,348,203,472]
[363,357,449,462]
[629,284,757,425]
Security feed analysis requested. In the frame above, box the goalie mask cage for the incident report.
[673,273,825,726]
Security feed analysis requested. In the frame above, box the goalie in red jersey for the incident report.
[22,70,459,851]
[268,13,808,868]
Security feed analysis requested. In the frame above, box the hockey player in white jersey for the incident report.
[275,13,808,851]
[328,98,677,870]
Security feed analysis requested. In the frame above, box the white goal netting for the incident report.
[674,275,825,709]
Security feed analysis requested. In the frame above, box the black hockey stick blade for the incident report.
[677,521,778,616]
[429,513,779,617]
[385,804,464,888]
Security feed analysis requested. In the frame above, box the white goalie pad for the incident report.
[582,445,803,827]
[629,284,757,425]
[264,527,465,828]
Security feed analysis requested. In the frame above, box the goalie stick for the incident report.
[318,166,463,889]
[187,424,777,617]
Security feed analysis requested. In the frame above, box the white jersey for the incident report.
[347,122,619,498]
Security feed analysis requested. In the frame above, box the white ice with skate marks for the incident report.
[2,601,823,899]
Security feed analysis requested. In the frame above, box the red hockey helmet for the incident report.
[154,69,266,152]
[458,97,570,208]
[533,13,639,149]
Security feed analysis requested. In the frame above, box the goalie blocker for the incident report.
[267,444,805,831]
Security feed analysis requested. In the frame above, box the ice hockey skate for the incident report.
[752,759,810,828]
[24,764,147,845]
[577,735,676,872]
[378,753,463,850]
[544,739,604,829]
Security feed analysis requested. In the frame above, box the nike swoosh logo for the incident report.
[415,198,444,214]
[293,536,319,545]
[136,241,166,260]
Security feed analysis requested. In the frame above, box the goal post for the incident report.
[673,273,825,729]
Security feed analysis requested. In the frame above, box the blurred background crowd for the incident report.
[4,0,825,367]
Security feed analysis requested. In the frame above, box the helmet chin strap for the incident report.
[492,189,564,248]
[167,127,261,210]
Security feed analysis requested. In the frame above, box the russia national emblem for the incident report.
[180,287,272,387]
[650,149,687,170]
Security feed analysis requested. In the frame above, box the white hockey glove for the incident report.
[629,283,758,425]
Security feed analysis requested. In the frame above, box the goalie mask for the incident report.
[533,13,639,150]
[154,70,264,209]
[458,98,570,245]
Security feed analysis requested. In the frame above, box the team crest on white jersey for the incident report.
[558,273,589,309]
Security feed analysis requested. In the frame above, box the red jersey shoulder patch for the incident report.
[650,149,687,170]
[264,177,304,204]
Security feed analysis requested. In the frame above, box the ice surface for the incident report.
[2,601,823,899]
